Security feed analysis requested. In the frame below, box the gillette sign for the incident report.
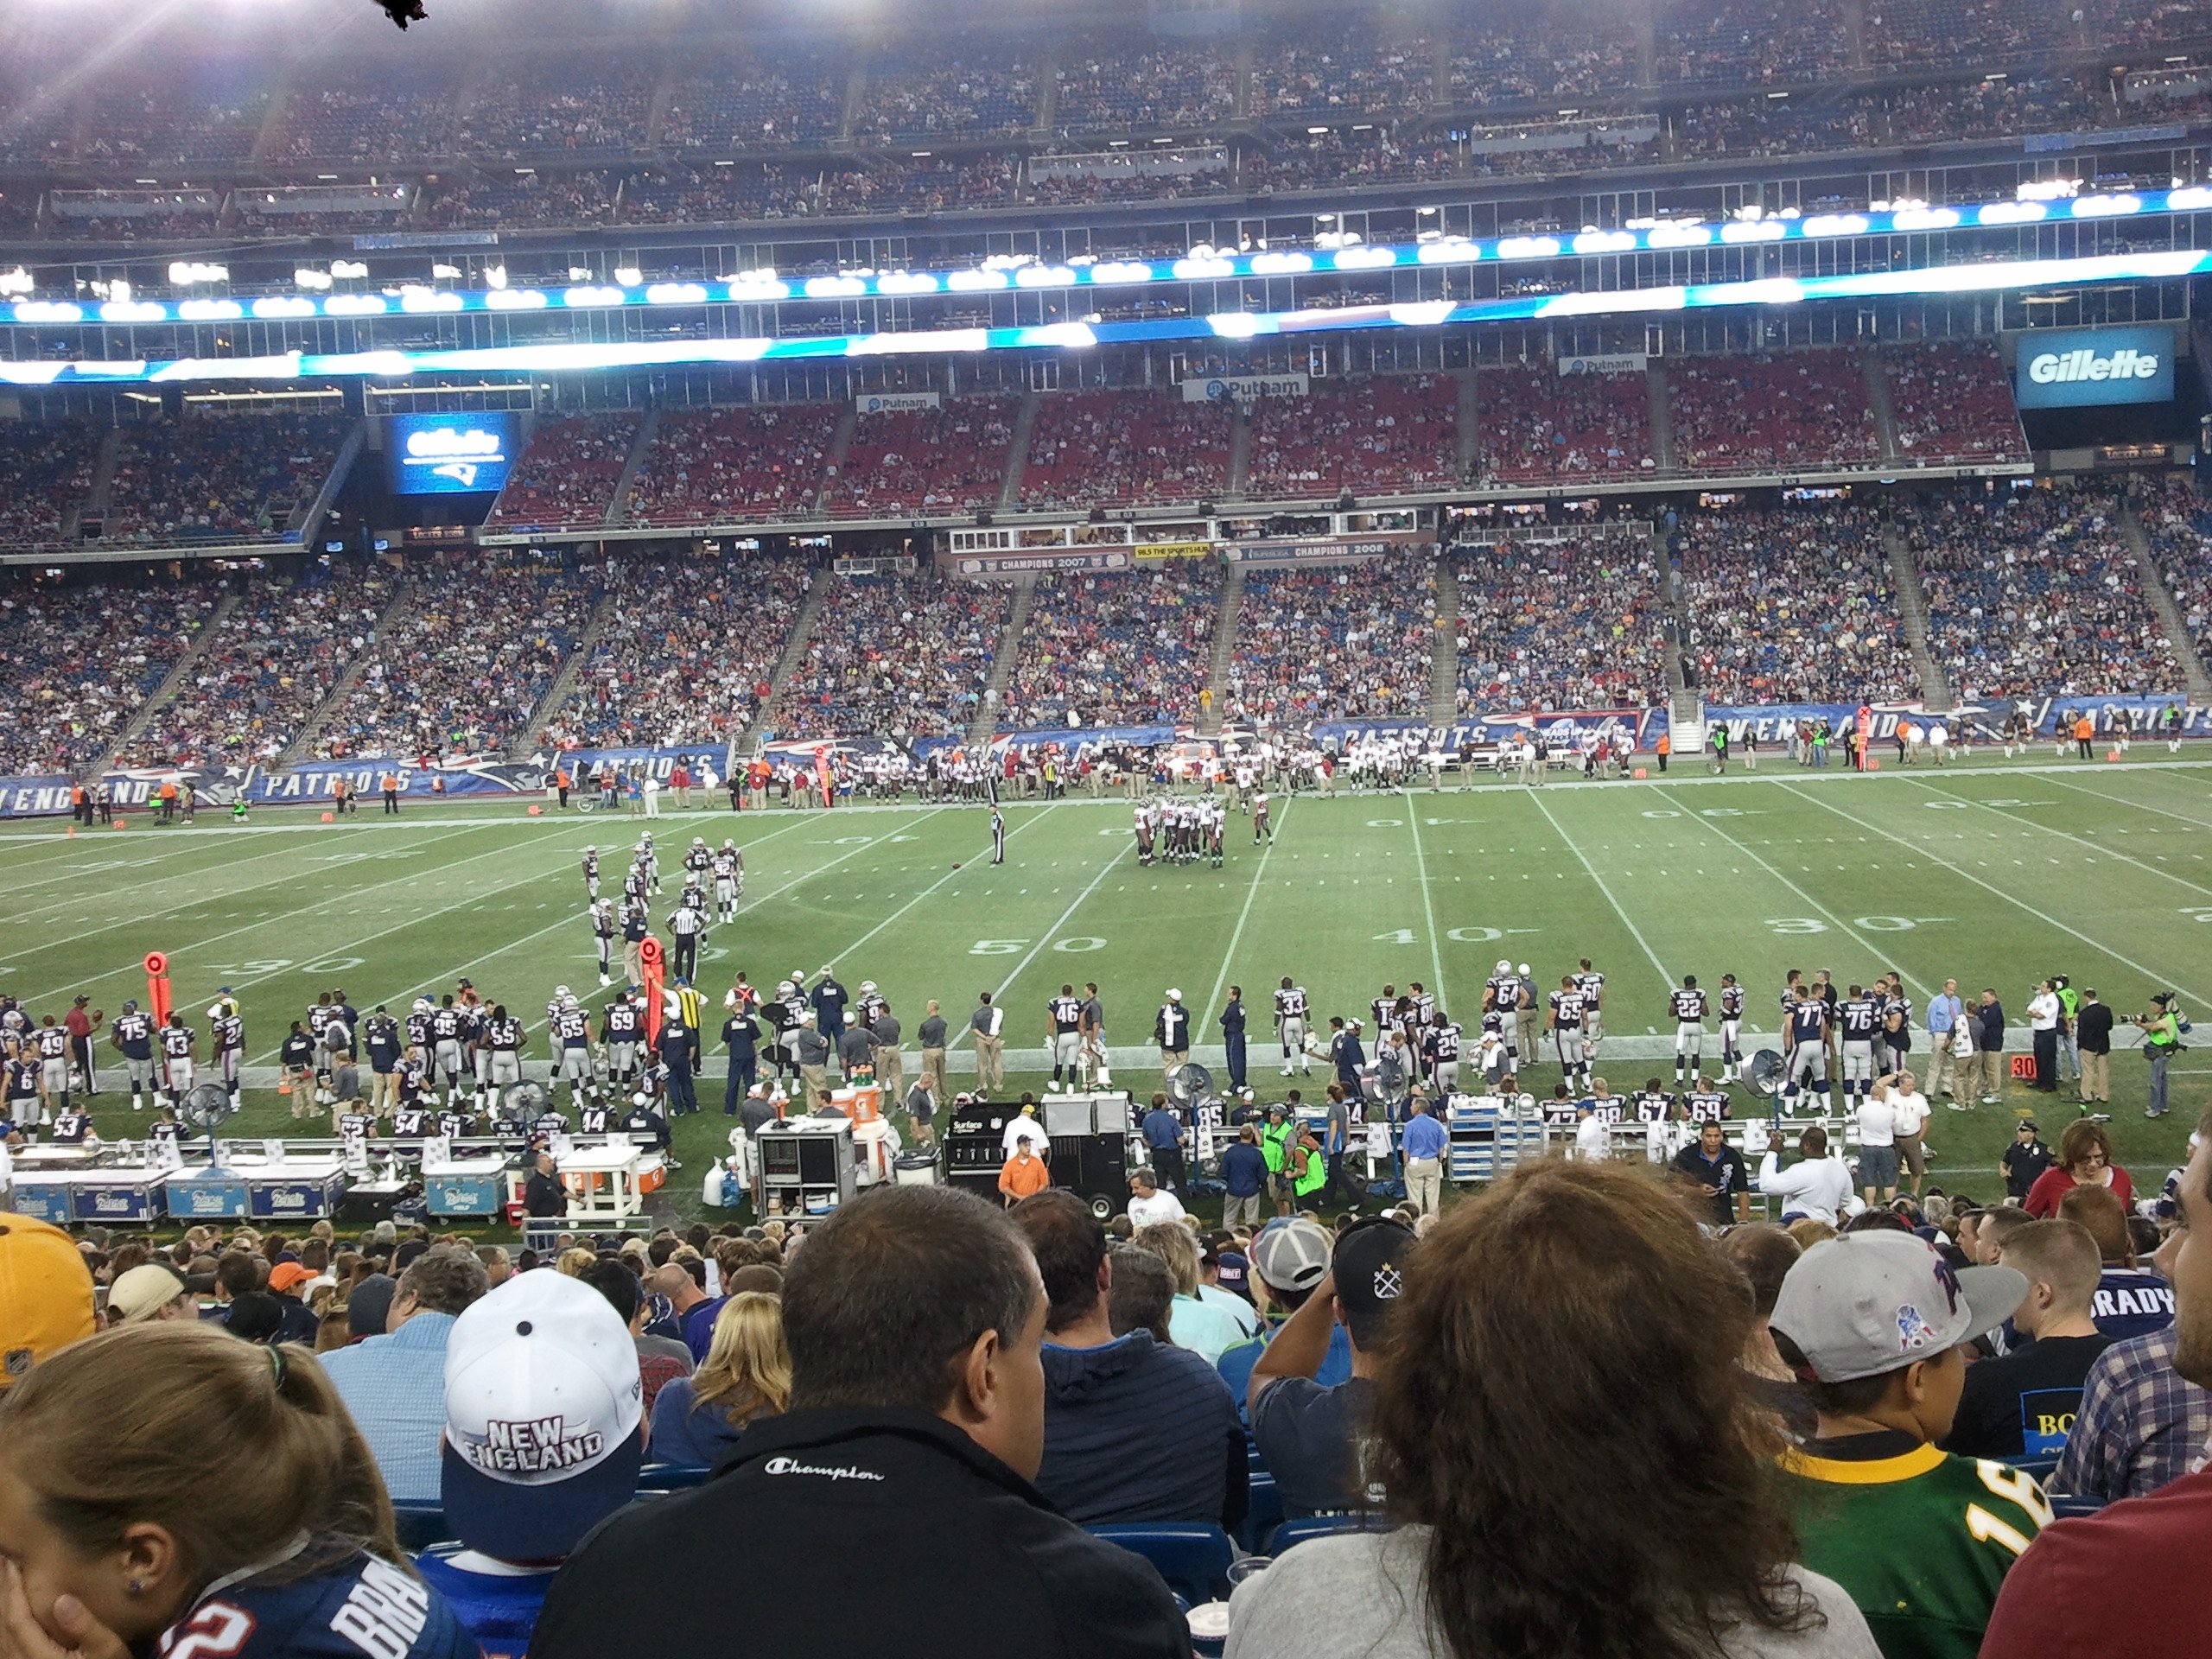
[2015,327,2174,408]
[387,411,519,495]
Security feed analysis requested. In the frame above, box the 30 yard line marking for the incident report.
[1775,780,2211,1007]
[1203,798,1291,1025]
[1656,785,1936,1000]
[1909,779,2212,899]
[1524,791,1672,988]
[1404,796,1447,1004]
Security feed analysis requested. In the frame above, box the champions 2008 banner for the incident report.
[1698,696,2204,745]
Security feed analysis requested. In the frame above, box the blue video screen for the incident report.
[387,411,519,495]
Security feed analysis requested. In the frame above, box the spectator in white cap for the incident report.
[415,1270,645,1656]
[1154,990,1191,1074]
[1216,1218,1352,1421]
[105,1262,194,1326]
[1770,1228,2043,1656]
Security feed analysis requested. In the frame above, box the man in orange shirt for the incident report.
[999,1141,1051,1207]
[382,772,401,814]
[1656,730,1672,774]
[2074,712,2095,760]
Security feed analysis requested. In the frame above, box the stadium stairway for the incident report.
[1884,526,1954,711]
[734,566,835,752]
[2120,505,2212,702]
[1198,565,1246,736]
[1863,349,1902,467]
[294,420,366,547]
[1634,1,1658,86]
[1225,404,1253,501]
[509,588,617,760]
[1429,544,1461,724]
[1645,365,1677,474]
[999,391,1041,509]
[604,410,662,527]
[92,590,241,771]
[966,576,1037,748]
[820,404,860,508]
[280,582,416,766]
[1454,371,1479,483]
[77,427,126,537]
[1843,0,1871,70]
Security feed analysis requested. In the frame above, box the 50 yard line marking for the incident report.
[1202,797,1291,1024]
[1525,791,1673,989]
[830,805,1056,966]
[954,838,1135,1047]
[1774,779,2211,1007]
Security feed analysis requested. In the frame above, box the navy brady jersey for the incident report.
[154,1548,474,1659]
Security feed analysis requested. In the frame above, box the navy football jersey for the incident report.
[155,1548,474,1659]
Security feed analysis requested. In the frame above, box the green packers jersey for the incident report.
[1781,1440,2050,1659]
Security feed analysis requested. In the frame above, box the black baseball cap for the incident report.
[1332,1217,1415,1349]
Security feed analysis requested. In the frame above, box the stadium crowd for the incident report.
[2146,472,2212,670]
[1224,561,1438,724]
[314,556,602,762]
[624,405,841,523]
[1884,341,2031,466]
[1670,352,1880,474]
[1001,563,1220,730]
[0,421,98,548]
[106,414,351,545]
[829,397,1020,517]
[539,554,809,751]
[1018,392,1235,510]
[1913,482,2183,700]
[485,416,641,531]
[1676,505,1922,704]
[0,575,218,775]
[129,562,397,769]
[778,575,1007,741]
[1457,531,1669,713]
[1244,376,1460,499]
[1474,364,1656,486]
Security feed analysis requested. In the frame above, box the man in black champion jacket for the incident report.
[532,1184,1193,1659]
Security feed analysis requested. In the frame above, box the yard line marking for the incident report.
[2043,770,2212,835]
[1204,798,1291,1026]
[832,806,1054,966]
[1524,791,1672,988]
[289,810,899,1054]
[0,823,367,903]
[1404,795,1446,1004]
[1774,780,2210,1007]
[5,822,508,998]
[1907,779,2212,899]
[1657,786,1935,998]
[954,840,1137,1047]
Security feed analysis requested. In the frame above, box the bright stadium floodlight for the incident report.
[568,267,594,283]
[330,260,368,280]
[294,268,333,290]
[431,263,461,280]
[0,269,31,297]
[167,262,226,285]
[484,265,507,289]
[613,266,643,287]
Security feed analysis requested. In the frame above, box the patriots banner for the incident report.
[1696,696,2201,744]
[1316,710,1660,749]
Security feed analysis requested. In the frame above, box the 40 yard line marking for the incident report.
[1774,779,2212,1008]
[1525,791,1673,990]
[1909,778,2212,899]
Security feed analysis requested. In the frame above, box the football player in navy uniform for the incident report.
[1669,976,1708,1088]
[109,1001,159,1112]
[1046,984,1085,1091]
[1780,988,1833,1116]
[1548,976,1590,1092]
[210,995,245,1109]
[0,1323,476,1659]
[157,1015,195,1109]
[1837,982,1882,1109]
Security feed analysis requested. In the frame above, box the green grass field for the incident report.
[6,749,2211,1224]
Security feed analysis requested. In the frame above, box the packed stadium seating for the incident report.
[1052,41,1240,131]
[0,575,219,776]
[0,423,99,549]
[1000,563,1220,729]
[1244,376,1460,499]
[486,416,641,531]
[856,40,1039,141]
[1670,94,1879,160]
[1017,392,1235,510]
[1656,0,1852,83]
[1862,0,2069,67]
[1669,352,1879,474]
[539,553,810,750]
[778,575,1008,740]
[1444,16,1639,103]
[105,415,350,545]
[1248,28,1437,115]
[661,46,849,149]
[423,173,618,229]
[1884,341,2031,466]
[314,556,602,761]
[130,562,397,769]
[1913,483,2183,699]
[457,61,658,156]
[828,397,1019,517]
[1474,365,1656,486]
[1457,532,1669,713]
[1224,561,1437,724]
[624,405,841,524]
[1675,506,1921,704]
[2147,474,2212,671]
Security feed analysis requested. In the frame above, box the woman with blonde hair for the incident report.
[646,1292,791,1468]
[0,1321,474,1659]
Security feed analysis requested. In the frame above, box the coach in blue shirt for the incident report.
[320,1249,488,1503]
[1220,1125,1269,1231]
[1141,1096,1187,1192]
[1401,1103,1449,1165]
[1925,977,1967,1103]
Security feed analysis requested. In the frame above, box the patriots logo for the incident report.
[1896,1303,1940,1353]
[1929,1251,1964,1315]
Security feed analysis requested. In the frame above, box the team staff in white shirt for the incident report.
[1853,1084,1898,1206]
[1879,1070,1931,1198]
[1755,1123,1854,1226]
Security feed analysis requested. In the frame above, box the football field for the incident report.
[5,750,2211,1222]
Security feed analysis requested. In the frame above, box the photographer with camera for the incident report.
[2135,994,2184,1120]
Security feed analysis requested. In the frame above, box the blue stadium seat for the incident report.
[2012,1455,2063,1482]
[391,1502,454,1551]
[2050,1494,2107,1520]
[1237,1473,1284,1554]
[1089,1523,1236,1605]
[637,1463,712,1491]
[1267,1514,1388,1555]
